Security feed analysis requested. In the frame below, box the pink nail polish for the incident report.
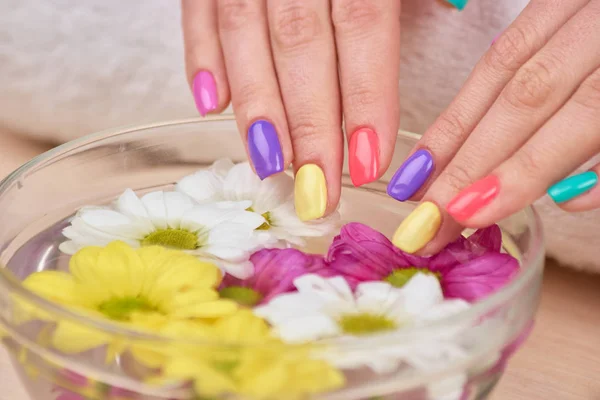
[192,70,218,116]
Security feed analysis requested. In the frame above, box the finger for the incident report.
[332,0,401,186]
[217,0,293,180]
[552,166,600,212]
[182,0,230,116]
[393,0,600,255]
[266,0,342,220]
[386,0,589,202]
[450,67,600,225]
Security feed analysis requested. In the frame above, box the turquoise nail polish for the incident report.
[446,0,468,10]
[547,171,598,203]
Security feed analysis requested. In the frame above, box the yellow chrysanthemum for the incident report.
[21,241,238,357]
[161,310,345,399]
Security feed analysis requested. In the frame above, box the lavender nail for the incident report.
[387,149,434,201]
[248,120,284,180]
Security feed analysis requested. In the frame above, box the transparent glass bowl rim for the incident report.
[0,116,545,350]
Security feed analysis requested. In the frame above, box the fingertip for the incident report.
[348,127,380,187]
[387,149,435,202]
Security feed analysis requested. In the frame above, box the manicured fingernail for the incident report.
[192,70,218,116]
[392,202,442,254]
[349,128,380,187]
[248,120,284,180]
[451,0,468,10]
[548,171,598,203]
[387,149,434,201]
[447,175,500,222]
[443,0,468,10]
[295,164,327,221]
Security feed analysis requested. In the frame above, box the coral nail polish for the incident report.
[387,149,434,201]
[192,70,218,116]
[447,175,500,222]
[349,128,379,186]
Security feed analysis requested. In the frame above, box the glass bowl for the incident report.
[0,117,544,400]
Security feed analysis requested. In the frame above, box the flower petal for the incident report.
[327,223,414,284]
[22,271,76,305]
[391,273,444,318]
[175,160,231,204]
[116,189,149,220]
[467,225,502,252]
[140,191,169,230]
[222,248,321,303]
[52,320,112,354]
[442,253,519,301]
[163,191,197,228]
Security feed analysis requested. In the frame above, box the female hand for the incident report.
[181,0,401,221]
[387,0,600,254]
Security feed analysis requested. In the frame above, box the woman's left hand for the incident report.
[388,0,600,254]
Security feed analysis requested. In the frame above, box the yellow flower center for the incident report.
[141,228,198,250]
[219,286,263,307]
[384,267,441,288]
[98,296,157,321]
[338,313,397,335]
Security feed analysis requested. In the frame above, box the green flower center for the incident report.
[219,286,263,307]
[141,228,198,250]
[384,267,441,288]
[338,313,397,335]
[98,296,156,321]
[247,207,273,231]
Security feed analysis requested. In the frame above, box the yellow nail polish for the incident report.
[392,202,442,254]
[295,164,327,221]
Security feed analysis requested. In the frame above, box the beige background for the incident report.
[0,132,599,399]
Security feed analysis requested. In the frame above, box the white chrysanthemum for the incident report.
[59,189,266,278]
[255,273,471,384]
[176,159,338,246]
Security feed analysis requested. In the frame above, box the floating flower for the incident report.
[60,189,266,278]
[219,248,327,306]
[22,242,238,356]
[254,273,470,373]
[327,223,519,301]
[177,160,338,246]
[161,309,344,399]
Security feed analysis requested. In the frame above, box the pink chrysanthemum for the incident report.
[219,247,327,306]
[326,222,519,302]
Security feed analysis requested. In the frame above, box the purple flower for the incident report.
[326,223,519,302]
[220,248,327,306]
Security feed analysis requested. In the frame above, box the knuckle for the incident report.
[431,109,470,144]
[289,119,321,144]
[343,85,379,113]
[503,56,559,109]
[231,81,266,115]
[218,0,257,32]
[484,24,536,73]
[513,149,545,181]
[271,3,322,51]
[572,69,600,110]
[443,163,477,194]
[332,0,383,34]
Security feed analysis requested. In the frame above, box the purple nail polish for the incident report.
[248,120,284,180]
[387,149,434,201]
